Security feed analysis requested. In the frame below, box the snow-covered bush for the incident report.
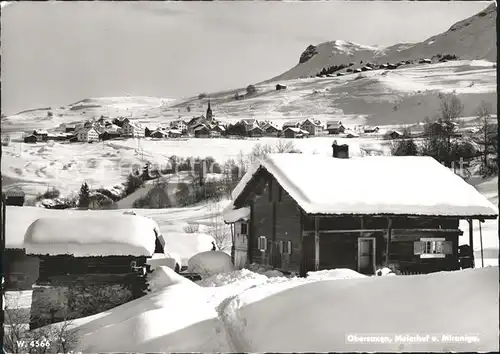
[184,223,200,233]
[188,251,234,279]
[376,267,397,276]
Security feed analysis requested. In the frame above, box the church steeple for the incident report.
[206,100,213,121]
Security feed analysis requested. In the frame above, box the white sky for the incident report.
[1,1,492,114]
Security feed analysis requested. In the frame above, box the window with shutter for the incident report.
[287,241,292,255]
[442,241,453,255]
[240,223,247,235]
[279,240,284,254]
[414,241,425,255]
[418,238,449,258]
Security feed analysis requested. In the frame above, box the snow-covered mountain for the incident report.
[269,2,496,81]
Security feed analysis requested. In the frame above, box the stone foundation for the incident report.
[30,275,145,329]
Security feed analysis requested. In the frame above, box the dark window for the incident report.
[240,222,248,235]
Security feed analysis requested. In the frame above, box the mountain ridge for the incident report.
[268,2,496,82]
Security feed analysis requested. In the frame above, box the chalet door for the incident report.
[358,237,376,275]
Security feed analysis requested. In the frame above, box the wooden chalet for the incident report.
[388,130,404,139]
[283,127,309,139]
[32,130,48,140]
[264,123,281,137]
[23,134,38,144]
[151,130,168,139]
[24,214,166,328]
[300,119,323,136]
[248,125,265,137]
[326,121,345,135]
[282,121,300,130]
[194,124,211,138]
[363,126,380,134]
[100,130,121,141]
[4,189,25,206]
[223,151,497,277]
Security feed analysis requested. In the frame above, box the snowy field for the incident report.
[56,266,499,352]
[1,136,390,198]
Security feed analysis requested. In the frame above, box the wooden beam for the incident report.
[385,218,392,264]
[303,228,463,235]
[314,216,320,271]
[468,219,475,268]
[479,221,484,268]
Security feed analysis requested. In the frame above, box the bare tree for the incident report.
[4,294,78,354]
[206,200,231,251]
[474,101,498,176]
[439,92,464,122]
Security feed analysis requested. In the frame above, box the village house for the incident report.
[263,123,281,137]
[210,125,226,137]
[24,213,167,328]
[194,124,211,138]
[364,126,380,134]
[300,118,323,136]
[344,130,360,138]
[4,189,25,206]
[170,119,188,133]
[167,129,183,138]
[283,127,309,139]
[240,119,258,133]
[388,130,404,139]
[426,121,459,136]
[326,121,345,135]
[76,127,100,143]
[150,130,168,139]
[32,130,48,141]
[223,151,497,276]
[248,125,265,138]
[282,121,300,130]
[122,121,145,138]
[100,130,121,141]
[65,125,76,133]
[276,84,287,91]
[24,134,38,144]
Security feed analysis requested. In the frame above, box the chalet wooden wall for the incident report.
[247,173,302,273]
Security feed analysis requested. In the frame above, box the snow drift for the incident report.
[69,267,232,353]
[228,267,499,352]
[188,251,234,278]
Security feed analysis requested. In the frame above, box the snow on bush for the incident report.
[188,251,234,278]
[307,268,367,280]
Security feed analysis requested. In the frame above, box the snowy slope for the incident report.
[226,266,499,352]
[51,266,499,352]
[269,3,496,81]
[269,40,379,82]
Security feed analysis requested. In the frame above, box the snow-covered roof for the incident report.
[24,214,161,257]
[223,206,251,223]
[194,124,209,132]
[230,154,498,218]
[284,127,309,134]
[169,128,182,134]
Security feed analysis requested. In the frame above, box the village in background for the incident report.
[1,2,499,353]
